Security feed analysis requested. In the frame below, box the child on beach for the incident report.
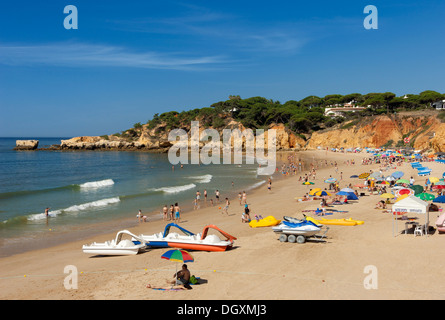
[137,210,147,223]
[222,198,230,215]
[242,204,251,223]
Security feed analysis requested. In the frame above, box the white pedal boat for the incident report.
[137,223,237,252]
[82,230,146,256]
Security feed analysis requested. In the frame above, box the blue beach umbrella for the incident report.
[391,171,404,179]
[433,196,445,203]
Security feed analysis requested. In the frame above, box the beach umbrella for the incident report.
[315,190,331,197]
[381,193,395,199]
[433,181,445,189]
[395,188,414,197]
[429,177,440,184]
[395,194,410,202]
[302,181,314,185]
[391,171,404,179]
[370,172,383,179]
[416,193,435,201]
[350,175,359,178]
[161,249,194,283]
[386,176,396,181]
[324,178,337,183]
[443,172,445,178]
[340,188,355,193]
[411,185,424,195]
[433,195,445,203]
[377,180,390,185]
[309,188,321,196]
[396,179,410,184]
[359,172,370,179]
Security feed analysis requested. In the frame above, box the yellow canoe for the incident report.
[313,218,364,226]
[249,216,281,228]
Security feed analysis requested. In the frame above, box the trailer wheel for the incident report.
[279,234,288,242]
[296,235,306,244]
[288,235,297,243]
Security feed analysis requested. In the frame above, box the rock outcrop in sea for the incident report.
[14,140,39,150]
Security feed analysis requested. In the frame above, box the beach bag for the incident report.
[189,275,198,284]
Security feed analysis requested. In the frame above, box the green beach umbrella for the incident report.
[411,185,424,195]
[302,181,314,185]
[396,179,410,184]
[416,193,435,201]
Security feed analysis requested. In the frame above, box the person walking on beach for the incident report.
[238,192,242,206]
[45,207,50,217]
[204,189,207,203]
[196,190,201,205]
[215,190,220,203]
[163,205,168,221]
[222,198,230,215]
[242,191,247,205]
[174,203,181,223]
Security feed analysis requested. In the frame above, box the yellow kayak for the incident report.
[249,216,281,228]
[313,218,364,226]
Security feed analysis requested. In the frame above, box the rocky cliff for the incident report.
[305,110,445,152]
[38,110,445,153]
[57,119,306,152]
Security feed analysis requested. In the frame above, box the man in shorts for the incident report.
[172,264,192,289]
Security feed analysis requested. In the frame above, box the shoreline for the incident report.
[0,151,302,258]
[1,149,444,300]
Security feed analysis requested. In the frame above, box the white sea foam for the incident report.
[27,197,121,221]
[79,179,115,189]
[247,180,266,191]
[153,183,196,194]
[188,174,212,184]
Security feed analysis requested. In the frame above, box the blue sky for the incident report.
[0,0,444,137]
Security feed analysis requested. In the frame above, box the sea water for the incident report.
[0,137,273,257]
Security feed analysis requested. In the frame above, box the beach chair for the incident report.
[414,225,423,237]
[418,170,431,176]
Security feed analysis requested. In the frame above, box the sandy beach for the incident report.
[1,149,445,301]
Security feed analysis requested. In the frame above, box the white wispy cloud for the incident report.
[0,42,229,70]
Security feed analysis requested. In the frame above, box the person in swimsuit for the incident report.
[162,205,168,221]
[170,204,174,221]
[222,198,230,215]
[174,203,181,223]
